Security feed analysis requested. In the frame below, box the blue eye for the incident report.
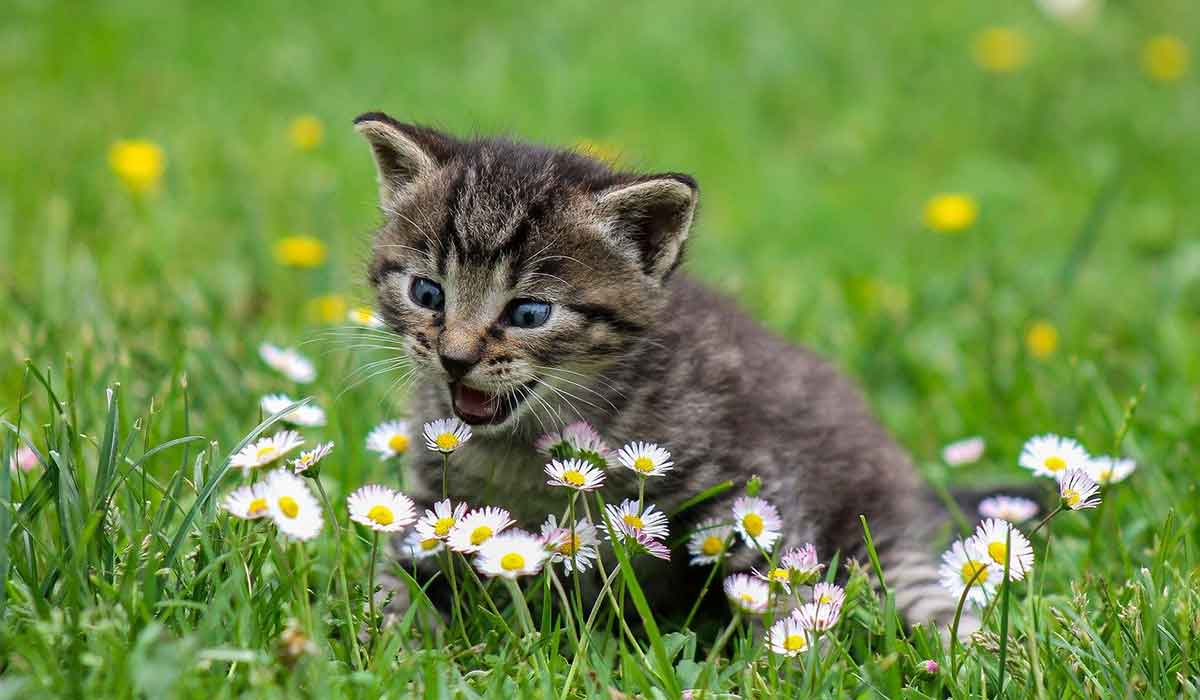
[409,277,445,311]
[508,299,551,328]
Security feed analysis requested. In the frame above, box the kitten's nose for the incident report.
[439,352,478,381]
[438,327,482,381]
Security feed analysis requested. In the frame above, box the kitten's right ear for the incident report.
[353,113,457,202]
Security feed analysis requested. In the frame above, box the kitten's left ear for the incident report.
[595,174,698,280]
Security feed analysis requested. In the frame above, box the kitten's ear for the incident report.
[353,113,458,202]
[596,174,698,280]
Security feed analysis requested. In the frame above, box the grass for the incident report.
[2,0,1199,697]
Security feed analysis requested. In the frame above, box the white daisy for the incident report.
[222,483,270,519]
[534,420,614,470]
[263,469,323,541]
[780,543,825,584]
[423,417,472,454]
[347,484,417,533]
[1019,434,1089,479]
[812,582,846,611]
[544,458,606,492]
[540,515,599,573]
[767,614,811,657]
[753,565,795,592]
[970,518,1034,581]
[617,441,674,478]
[601,499,670,542]
[941,436,985,466]
[231,431,304,473]
[366,420,411,460]
[415,499,469,541]
[938,538,996,606]
[1086,455,1136,485]
[259,343,316,384]
[723,573,770,615]
[291,441,334,476]
[260,394,326,427]
[475,530,549,579]
[978,495,1039,523]
[629,530,672,561]
[348,306,385,328]
[1059,469,1101,510]
[731,496,783,550]
[795,599,841,631]
[686,519,734,566]
[397,528,444,560]
[447,506,514,553]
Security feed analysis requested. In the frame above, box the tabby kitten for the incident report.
[355,112,963,627]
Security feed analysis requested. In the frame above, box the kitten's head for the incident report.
[355,113,698,432]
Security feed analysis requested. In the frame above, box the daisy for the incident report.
[812,582,846,611]
[767,614,811,657]
[366,420,411,459]
[629,530,671,561]
[1059,469,1101,510]
[291,442,334,476]
[617,441,673,478]
[222,483,270,519]
[795,600,841,631]
[347,484,416,533]
[941,436,985,466]
[686,519,734,566]
[1086,455,1136,485]
[601,499,670,541]
[753,565,795,592]
[397,528,444,560]
[347,306,385,328]
[978,495,1039,523]
[544,458,606,492]
[447,506,514,553]
[263,469,323,541]
[259,343,316,384]
[475,530,548,579]
[231,431,304,473]
[423,417,472,454]
[938,538,996,606]
[535,421,614,470]
[415,499,469,541]
[10,446,38,472]
[260,394,326,427]
[731,496,783,550]
[1019,434,1089,479]
[723,573,770,615]
[970,518,1034,581]
[540,515,599,573]
[780,543,825,584]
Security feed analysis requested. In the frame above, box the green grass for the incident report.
[2,0,1199,697]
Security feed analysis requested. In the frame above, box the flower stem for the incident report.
[683,532,736,629]
[312,476,361,667]
[695,611,742,696]
[367,530,380,653]
[1029,504,1063,537]
[949,562,989,680]
[444,548,470,643]
[441,452,449,501]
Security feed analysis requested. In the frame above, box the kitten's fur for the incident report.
[356,112,963,628]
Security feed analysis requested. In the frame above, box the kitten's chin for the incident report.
[448,381,535,428]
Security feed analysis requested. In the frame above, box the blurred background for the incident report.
[1,0,1197,483]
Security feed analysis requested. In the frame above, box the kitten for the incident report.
[355,112,966,628]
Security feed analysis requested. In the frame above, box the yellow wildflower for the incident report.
[288,115,325,151]
[924,194,978,233]
[273,235,327,268]
[1025,320,1059,359]
[308,294,347,323]
[108,140,165,194]
[972,27,1030,74]
[1141,35,1189,83]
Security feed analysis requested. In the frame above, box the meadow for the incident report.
[2,0,1199,697]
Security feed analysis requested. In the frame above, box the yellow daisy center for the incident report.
[256,445,277,460]
[247,497,267,515]
[1044,455,1067,472]
[420,537,440,551]
[784,634,807,652]
[436,433,459,451]
[959,560,989,585]
[818,594,833,605]
[769,568,789,582]
[622,514,644,529]
[500,552,526,571]
[742,513,765,537]
[739,593,756,606]
[563,470,587,487]
[987,541,1008,566]
[388,434,410,453]
[367,504,395,526]
[1063,489,1080,507]
[633,456,655,473]
[558,534,581,556]
[433,517,455,536]
[701,536,724,556]
[1097,470,1112,483]
[470,526,493,545]
[278,496,299,519]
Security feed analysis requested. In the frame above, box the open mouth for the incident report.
[449,381,535,426]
